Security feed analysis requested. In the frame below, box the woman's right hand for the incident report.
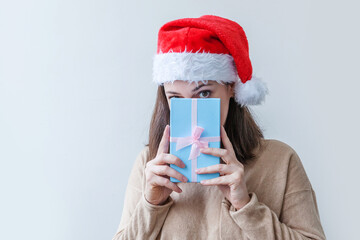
[144,124,188,205]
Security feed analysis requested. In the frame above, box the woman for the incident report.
[112,15,326,240]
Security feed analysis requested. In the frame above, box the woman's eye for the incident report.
[199,90,211,98]
[169,96,178,99]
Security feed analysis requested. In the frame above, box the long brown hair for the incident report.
[145,83,265,165]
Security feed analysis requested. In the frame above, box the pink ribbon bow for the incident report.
[175,126,210,160]
[170,98,220,182]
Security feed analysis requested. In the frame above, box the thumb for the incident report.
[157,125,170,155]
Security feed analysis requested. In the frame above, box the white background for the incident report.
[1,1,359,239]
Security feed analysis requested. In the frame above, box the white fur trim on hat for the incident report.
[234,75,269,106]
[152,51,238,85]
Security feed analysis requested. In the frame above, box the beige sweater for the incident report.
[112,139,326,240]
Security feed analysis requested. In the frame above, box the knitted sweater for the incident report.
[112,139,326,240]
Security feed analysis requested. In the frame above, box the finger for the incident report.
[200,147,227,157]
[195,164,232,175]
[152,175,182,193]
[152,153,186,168]
[151,165,188,183]
[157,125,170,155]
[200,175,232,186]
[200,147,234,165]
[221,126,235,154]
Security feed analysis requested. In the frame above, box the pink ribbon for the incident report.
[170,98,220,182]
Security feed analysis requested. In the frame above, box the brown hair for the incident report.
[145,83,265,165]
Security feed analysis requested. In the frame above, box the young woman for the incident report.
[112,15,326,240]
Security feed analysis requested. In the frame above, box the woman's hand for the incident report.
[144,125,188,205]
[196,125,251,210]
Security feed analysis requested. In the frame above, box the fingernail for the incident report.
[182,177,187,182]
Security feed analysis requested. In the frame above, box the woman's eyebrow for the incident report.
[192,83,213,92]
[165,83,213,95]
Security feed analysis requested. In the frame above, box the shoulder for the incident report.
[250,138,304,178]
[257,138,313,192]
[135,145,150,167]
[255,138,301,166]
[260,138,297,156]
[127,145,150,189]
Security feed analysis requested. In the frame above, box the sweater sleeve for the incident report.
[228,151,326,240]
[112,147,174,240]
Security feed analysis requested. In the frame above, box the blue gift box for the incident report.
[169,98,220,183]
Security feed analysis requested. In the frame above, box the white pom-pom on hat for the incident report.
[234,75,269,107]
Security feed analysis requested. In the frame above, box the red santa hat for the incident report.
[152,15,269,106]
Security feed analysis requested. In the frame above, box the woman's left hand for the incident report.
[196,125,251,210]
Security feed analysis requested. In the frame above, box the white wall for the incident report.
[0,0,359,239]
